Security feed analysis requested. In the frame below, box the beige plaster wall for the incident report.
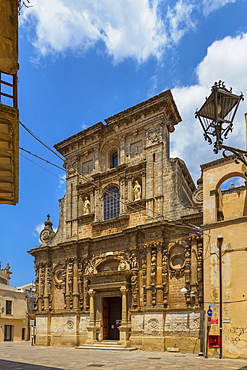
[0,284,27,342]
[202,157,247,358]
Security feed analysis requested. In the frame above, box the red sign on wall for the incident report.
[211,319,218,325]
[208,334,221,348]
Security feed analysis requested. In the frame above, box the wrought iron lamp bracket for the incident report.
[220,144,247,177]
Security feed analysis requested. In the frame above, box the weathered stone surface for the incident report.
[28,91,203,352]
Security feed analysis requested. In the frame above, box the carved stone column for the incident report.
[119,286,130,346]
[197,241,203,305]
[94,187,100,221]
[141,171,146,199]
[156,243,164,306]
[127,175,132,202]
[37,264,43,311]
[89,289,96,325]
[44,263,51,310]
[119,176,126,214]
[145,245,152,306]
[86,289,97,344]
[66,260,73,309]
[94,148,100,172]
[191,237,198,286]
[73,259,79,310]
[162,247,169,305]
[120,286,128,324]
[120,136,125,165]
[151,245,157,306]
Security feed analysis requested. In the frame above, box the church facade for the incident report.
[28,90,204,352]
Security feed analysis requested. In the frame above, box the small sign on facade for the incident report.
[207,309,213,316]
[30,319,35,326]
[211,318,218,325]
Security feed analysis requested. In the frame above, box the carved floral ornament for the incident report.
[84,257,130,275]
[66,320,74,330]
[147,128,161,144]
[192,187,203,205]
[147,318,159,330]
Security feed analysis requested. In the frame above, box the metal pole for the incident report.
[217,237,223,359]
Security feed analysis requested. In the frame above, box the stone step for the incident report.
[76,343,137,351]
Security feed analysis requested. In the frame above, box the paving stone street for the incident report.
[0,342,247,370]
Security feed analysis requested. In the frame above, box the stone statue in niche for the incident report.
[133,180,141,201]
[83,196,90,215]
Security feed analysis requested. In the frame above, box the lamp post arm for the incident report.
[220,144,247,177]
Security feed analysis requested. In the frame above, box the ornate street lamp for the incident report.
[195,81,247,175]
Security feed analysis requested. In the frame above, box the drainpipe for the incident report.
[217,236,223,359]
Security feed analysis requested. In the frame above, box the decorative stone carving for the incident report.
[131,271,139,308]
[83,196,91,215]
[133,180,141,201]
[118,260,130,271]
[66,320,74,330]
[147,128,161,145]
[40,214,55,243]
[192,176,203,205]
[169,244,186,279]
[151,247,157,306]
[147,318,159,330]
[162,249,169,305]
[142,255,147,305]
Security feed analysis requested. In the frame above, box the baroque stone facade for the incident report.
[28,90,204,352]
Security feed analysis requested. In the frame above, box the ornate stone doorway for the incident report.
[102,296,122,340]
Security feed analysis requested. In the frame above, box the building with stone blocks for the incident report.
[0,265,28,342]
[202,155,247,358]
[0,0,19,205]
[28,90,204,352]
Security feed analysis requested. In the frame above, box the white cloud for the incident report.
[58,174,66,189]
[33,223,43,239]
[171,33,247,182]
[202,0,237,16]
[20,0,237,63]
[21,0,167,63]
[167,0,197,43]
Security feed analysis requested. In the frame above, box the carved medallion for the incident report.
[66,320,74,330]
[147,318,159,330]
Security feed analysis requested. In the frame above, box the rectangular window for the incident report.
[130,140,142,158]
[4,325,12,341]
[6,300,12,315]
[104,187,120,220]
[22,328,25,340]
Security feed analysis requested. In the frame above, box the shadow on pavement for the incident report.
[0,359,62,370]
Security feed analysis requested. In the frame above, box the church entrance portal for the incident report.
[102,296,122,340]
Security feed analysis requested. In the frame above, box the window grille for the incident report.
[104,187,120,220]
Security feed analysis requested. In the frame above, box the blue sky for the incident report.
[1,0,247,286]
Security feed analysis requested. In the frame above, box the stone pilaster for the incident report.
[156,243,163,306]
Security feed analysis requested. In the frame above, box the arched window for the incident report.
[111,151,118,168]
[104,187,120,220]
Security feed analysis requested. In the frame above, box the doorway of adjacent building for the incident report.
[102,296,122,340]
[4,325,12,341]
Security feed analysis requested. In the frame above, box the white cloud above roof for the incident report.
[20,0,234,63]
[21,0,167,63]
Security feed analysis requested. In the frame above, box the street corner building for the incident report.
[28,90,204,352]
